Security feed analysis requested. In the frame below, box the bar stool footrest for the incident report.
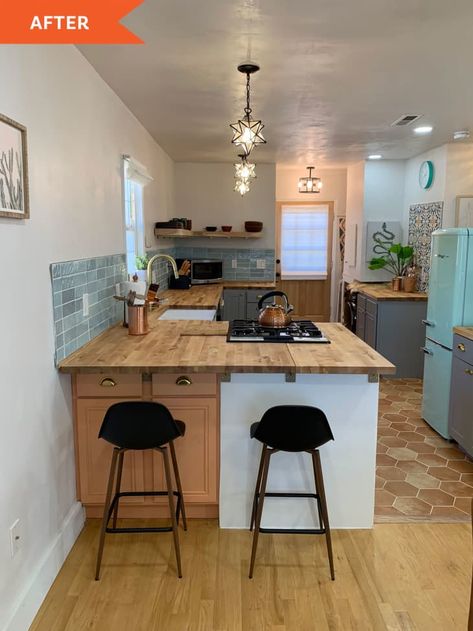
[259,527,326,535]
[105,490,182,534]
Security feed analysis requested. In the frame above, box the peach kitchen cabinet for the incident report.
[73,372,219,519]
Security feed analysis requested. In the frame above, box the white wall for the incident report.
[174,162,275,250]
[0,46,174,631]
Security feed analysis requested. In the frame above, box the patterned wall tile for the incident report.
[408,202,443,291]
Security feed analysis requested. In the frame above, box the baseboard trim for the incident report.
[4,501,85,631]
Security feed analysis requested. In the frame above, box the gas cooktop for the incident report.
[227,320,330,343]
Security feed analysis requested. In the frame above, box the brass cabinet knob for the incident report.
[458,343,466,352]
[176,376,192,386]
[465,369,473,376]
[100,377,117,387]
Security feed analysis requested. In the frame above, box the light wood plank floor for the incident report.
[30,519,470,631]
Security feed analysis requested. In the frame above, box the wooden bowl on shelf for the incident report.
[205,226,217,232]
[221,225,232,232]
[245,221,263,233]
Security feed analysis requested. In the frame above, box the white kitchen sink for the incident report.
[158,308,217,321]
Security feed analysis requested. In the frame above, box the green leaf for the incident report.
[368,257,388,270]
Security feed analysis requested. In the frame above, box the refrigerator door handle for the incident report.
[434,253,449,259]
[421,346,433,355]
[422,319,435,327]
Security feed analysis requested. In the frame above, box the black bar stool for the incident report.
[249,405,335,580]
[95,401,187,580]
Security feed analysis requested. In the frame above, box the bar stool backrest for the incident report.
[254,405,334,452]
[99,401,182,449]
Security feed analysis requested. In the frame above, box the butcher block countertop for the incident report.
[454,327,473,342]
[159,281,275,309]
[351,282,427,301]
[58,314,395,375]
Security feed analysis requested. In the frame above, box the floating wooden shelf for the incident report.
[154,228,263,239]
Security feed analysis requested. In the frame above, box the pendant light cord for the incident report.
[244,73,252,119]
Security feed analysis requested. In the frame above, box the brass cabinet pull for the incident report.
[100,377,117,388]
[465,369,473,376]
[176,376,192,386]
[458,343,466,352]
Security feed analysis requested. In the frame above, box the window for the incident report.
[280,204,330,280]
[123,156,153,275]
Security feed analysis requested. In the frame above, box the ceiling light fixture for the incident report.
[230,62,266,156]
[298,166,323,194]
[234,154,256,183]
[368,154,382,160]
[453,130,470,141]
[234,179,250,196]
[413,125,433,135]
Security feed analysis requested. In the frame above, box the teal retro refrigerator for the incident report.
[422,228,473,438]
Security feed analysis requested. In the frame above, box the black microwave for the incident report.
[189,259,223,284]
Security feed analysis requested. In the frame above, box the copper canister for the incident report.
[127,305,149,335]
[391,277,403,291]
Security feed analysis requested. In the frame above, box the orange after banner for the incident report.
[0,0,144,44]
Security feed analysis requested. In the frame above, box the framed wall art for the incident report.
[0,113,29,219]
[455,196,473,227]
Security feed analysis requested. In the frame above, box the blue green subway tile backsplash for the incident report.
[173,247,275,280]
[50,254,127,364]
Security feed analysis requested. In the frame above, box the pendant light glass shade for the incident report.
[234,155,256,182]
[234,179,250,196]
[298,166,323,193]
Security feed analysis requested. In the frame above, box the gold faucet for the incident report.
[146,253,179,287]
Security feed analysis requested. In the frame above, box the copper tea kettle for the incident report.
[257,291,294,328]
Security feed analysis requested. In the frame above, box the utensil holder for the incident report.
[391,277,403,291]
[128,305,149,336]
[402,276,417,292]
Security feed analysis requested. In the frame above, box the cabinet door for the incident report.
[364,313,377,348]
[222,290,247,321]
[76,399,145,505]
[151,397,218,504]
[449,357,473,456]
[356,304,365,340]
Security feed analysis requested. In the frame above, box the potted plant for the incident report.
[368,243,414,290]
[134,254,149,282]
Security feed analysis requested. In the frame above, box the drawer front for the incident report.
[76,373,143,398]
[453,334,473,364]
[152,373,217,397]
[365,298,378,317]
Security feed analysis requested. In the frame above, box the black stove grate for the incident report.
[227,320,330,343]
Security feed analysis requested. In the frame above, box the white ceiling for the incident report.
[79,0,473,167]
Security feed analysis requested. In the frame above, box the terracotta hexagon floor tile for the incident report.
[396,460,428,474]
[405,473,440,489]
[374,506,405,518]
[424,437,450,448]
[428,467,461,481]
[461,473,473,487]
[377,454,398,466]
[379,436,408,448]
[377,427,399,437]
[414,428,438,438]
[447,460,473,474]
[384,481,418,497]
[416,453,448,467]
[377,466,407,481]
[399,409,423,419]
[439,481,473,497]
[390,423,416,432]
[386,447,418,461]
[407,443,436,454]
[454,497,471,515]
[375,489,396,506]
[417,489,454,506]
[377,444,389,454]
[393,497,432,516]
[430,506,468,518]
[397,431,426,443]
[383,413,408,422]
[375,476,385,489]
[435,447,465,460]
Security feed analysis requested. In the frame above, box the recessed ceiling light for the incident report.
[413,125,433,135]
[368,154,382,160]
[453,130,470,141]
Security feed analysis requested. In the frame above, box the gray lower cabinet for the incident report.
[222,288,273,321]
[449,334,473,457]
[355,291,427,378]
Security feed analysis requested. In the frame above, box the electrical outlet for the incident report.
[256,259,266,269]
[115,283,121,296]
[82,293,89,317]
[232,259,237,269]
[9,519,21,557]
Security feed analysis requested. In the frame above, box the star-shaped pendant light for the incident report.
[234,154,256,183]
[234,179,250,196]
[230,62,266,156]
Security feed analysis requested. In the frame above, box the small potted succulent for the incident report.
[134,254,149,282]
[368,243,414,291]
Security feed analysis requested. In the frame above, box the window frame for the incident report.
[123,158,146,276]
[276,201,334,282]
